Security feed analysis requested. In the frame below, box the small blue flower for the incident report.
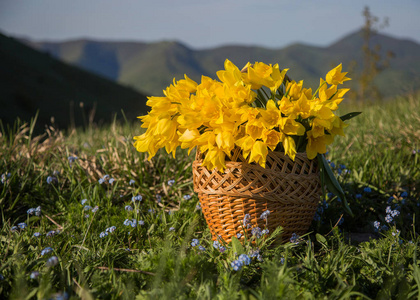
[191,239,199,247]
[373,221,380,230]
[196,203,201,210]
[243,214,251,228]
[363,187,372,193]
[337,168,342,175]
[337,217,344,226]
[99,231,108,238]
[327,192,334,199]
[30,271,40,279]
[103,175,110,180]
[386,206,392,214]
[290,233,299,244]
[33,232,41,237]
[46,230,56,237]
[123,219,131,226]
[381,225,389,231]
[198,245,206,251]
[132,195,142,202]
[385,214,393,223]
[169,227,175,231]
[68,156,78,166]
[109,178,115,185]
[339,164,346,169]
[330,162,336,168]
[249,249,260,258]
[280,257,285,264]
[236,233,242,239]
[251,227,262,238]
[238,254,251,266]
[401,191,408,198]
[262,229,269,235]
[18,222,27,229]
[106,226,116,233]
[156,195,162,203]
[388,196,394,203]
[130,220,137,227]
[129,179,135,185]
[259,210,270,220]
[27,208,35,215]
[213,240,221,249]
[219,246,226,253]
[138,220,145,225]
[11,226,18,232]
[92,206,99,213]
[391,210,400,218]
[392,229,400,236]
[125,205,133,211]
[46,176,54,184]
[183,195,191,200]
[41,247,53,256]
[313,213,321,221]
[98,178,104,184]
[83,205,92,211]
[168,179,175,186]
[46,256,59,267]
[81,199,88,205]
[231,260,243,271]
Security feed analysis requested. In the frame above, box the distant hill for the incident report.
[23,30,420,98]
[0,33,148,131]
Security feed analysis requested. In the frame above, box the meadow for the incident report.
[1,94,420,299]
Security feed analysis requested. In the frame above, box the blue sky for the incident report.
[0,0,419,49]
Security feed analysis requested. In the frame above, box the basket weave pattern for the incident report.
[192,148,321,242]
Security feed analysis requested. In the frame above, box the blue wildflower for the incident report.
[388,196,394,203]
[81,199,88,205]
[262,229,269,235]
[130,220,137,227]
[46,230,57,237]
[129,179,135,185]
[327,192,334,199]
[219,246,226,253]
[41,247,53,256]
[238,254,251,266]
[156,195,162,203]
[401,191,408,198]
[27,208,35,215]
[18,222,27,229]
[337,217,344,226]
[125,205,133,211]
[191,238,199,247]
[138,220,145,225]
[33,232,41,237]
[169,227,175,231]
[373,221,380,230]
[132,195,142,202]
[109,178,115,185]
[313,213,321,221]
[46,176,54,184]
[123,219,131,226]
[11,226,18,232]
[391,210,400,217]
[168,179,175,186]
[392,229,400,236]
[196,203,201,210]
[259,210,270,220]
[46,256,59,267]
[280,257,285,264]
[0,274,4,280]
[339,164,346,169]
[236,233,242,239]
[92,206,99,213]
[30,271,40,279]
[183,194,191,200]
[99,232,108,238]
[106,226,116,233]
[337,168,342,175]
[385,214,393,223]
[213,240,221,249]
[198,245,206,251]
[68,156,78,166]
[290,233,299,244]
[83,205,92,211]
[363,187,372,193]
[330,162,336,168]
[386,206,392,214]
[98,178,104,184]
[249,249,260,258]
[251,227,262,238]
[243,214,251,228]
[231,260,243,271]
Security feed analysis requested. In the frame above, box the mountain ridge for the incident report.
[20,29,420,97]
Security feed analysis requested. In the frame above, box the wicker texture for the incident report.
[192,148,321,243]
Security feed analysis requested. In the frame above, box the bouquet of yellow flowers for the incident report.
[134,59,359,215]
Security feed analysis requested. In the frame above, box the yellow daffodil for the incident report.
[325,64,351,85]
[249,141,268,167]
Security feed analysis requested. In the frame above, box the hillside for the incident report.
[24,30,420,98]
[0,33,148,130]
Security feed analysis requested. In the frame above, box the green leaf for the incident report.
[340,112,362,121]
[231,236,245,255]
[316,233,328,249]
[317,154,354,217]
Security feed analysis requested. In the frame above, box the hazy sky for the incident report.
[0,0,419,49]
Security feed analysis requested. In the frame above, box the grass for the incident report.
[0,94,420,299]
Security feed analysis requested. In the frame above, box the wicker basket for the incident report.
[192,148,322,243]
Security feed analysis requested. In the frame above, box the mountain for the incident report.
[0,33,148,131]
[23,30,420,98]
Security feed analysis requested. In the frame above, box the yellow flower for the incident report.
[262,129,282,151]
[306,130,334,159]
[249,141,268,167]
[178,128,200,154]
[282,135,297,161]
[216,59,243,87]
[325,64,351,85]
[259,100,281,129]
[235,135,255,159]
[202,147,226,172]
